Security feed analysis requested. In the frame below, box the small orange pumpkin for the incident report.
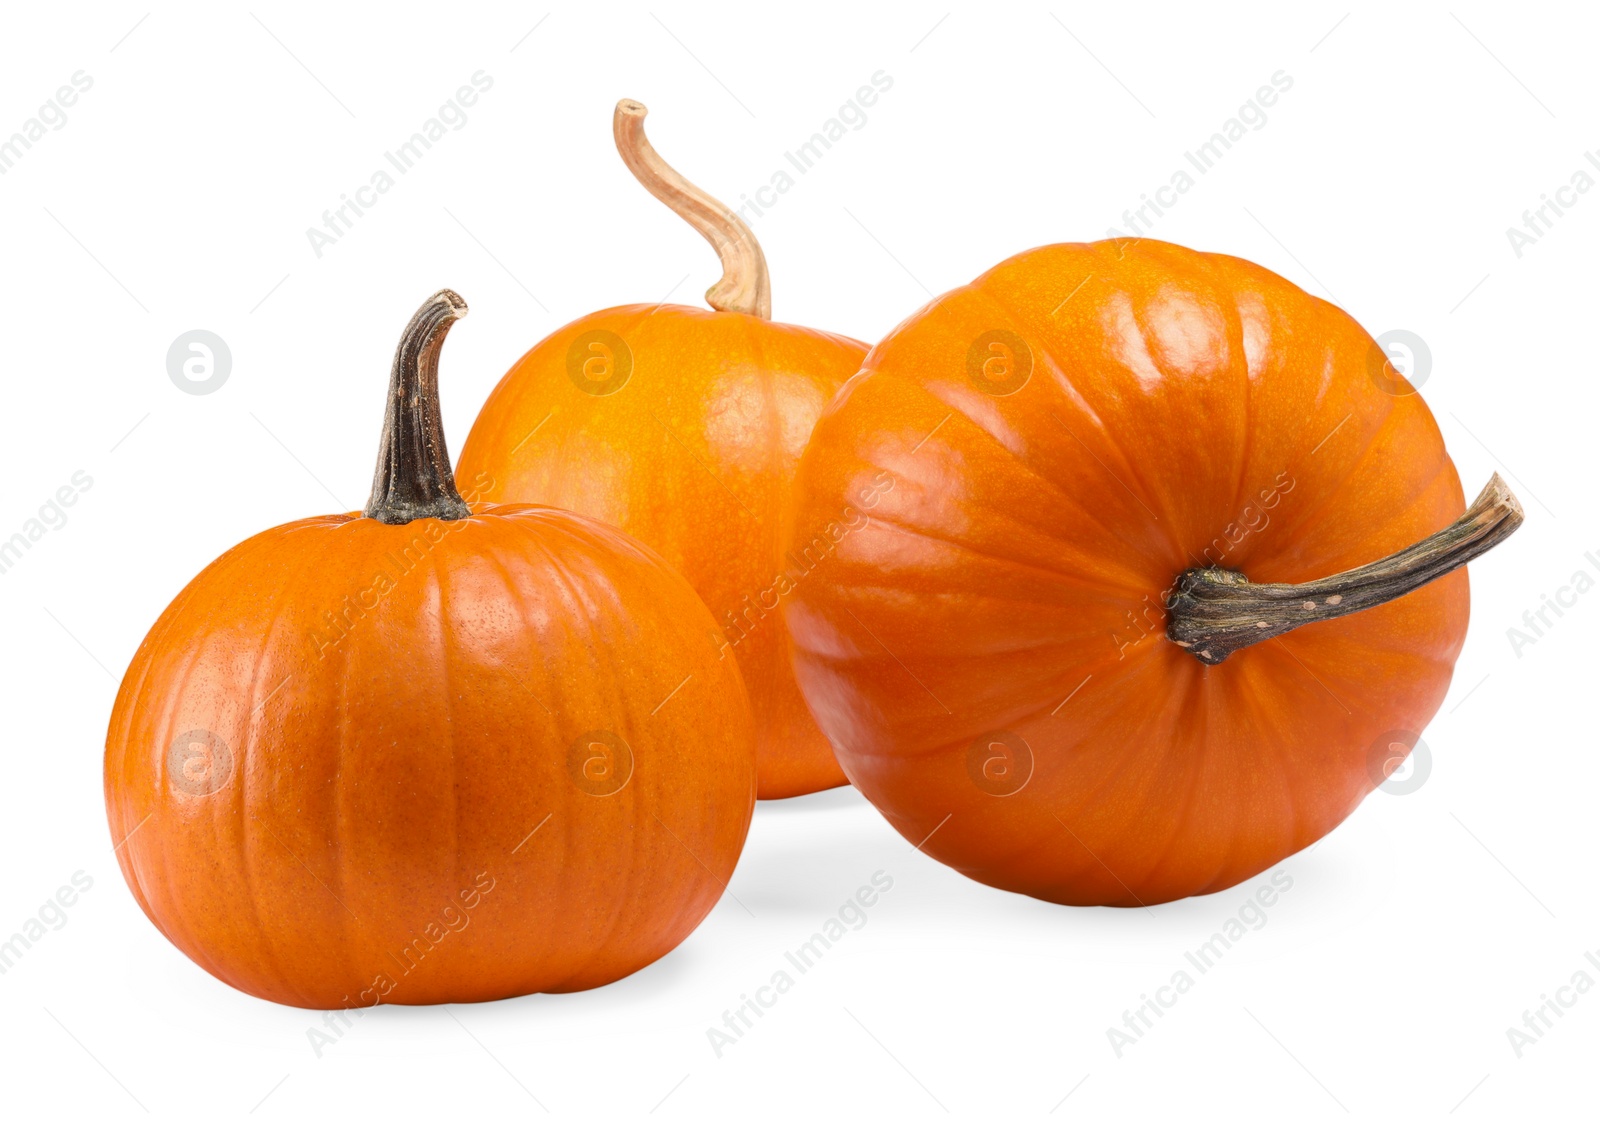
[457,100,868,799]
[105,291,755,1007]
[785,239,1522,906]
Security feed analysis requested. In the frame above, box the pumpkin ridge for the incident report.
[1177,659,1260,896]
[853,358,1164,581]
[742,311,791,759]
[1044,658,1200,899]
[832,278,1145,560]
[847,500,1157,606]
[1158,241,1267,525]
[244,527,339,1003]
[912,653,1171,902]
[1037,402,1174,558]
[1289,450,1459,581]
[483,521,580,988]
[1223,282,1260,540]
[1255,397,1448,580]
[1161,663,1245,901]
[431,541,464,975]
[1241,318,1410,563]
[966,277,1181,559]
[328,549,361,1001]
[148,579,237,985]
[107,573,198,929]
[515,513,651,988]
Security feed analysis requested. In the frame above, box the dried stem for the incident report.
[1166,474,1524,664]
[613,98,771,319]
[363,290,472,525]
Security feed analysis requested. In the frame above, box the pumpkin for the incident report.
[784,238,1522,907]
[104,290,755,1008]
[456,100,869,799]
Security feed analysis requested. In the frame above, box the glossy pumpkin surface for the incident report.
[458,307,864,798]
[457,100,869,799]
[785,238,1468,906]
[105,291,755,1007]
[106,501,755,1006]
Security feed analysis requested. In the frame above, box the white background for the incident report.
[1,1,1594,1122]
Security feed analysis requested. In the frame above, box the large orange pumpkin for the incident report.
[105,291,755,1008]
[784,239,1522,906]
[457,100,868,799]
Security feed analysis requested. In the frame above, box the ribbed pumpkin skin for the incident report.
[785,239,1466,906]
[105,502,755,1007]
[457,304,868,799]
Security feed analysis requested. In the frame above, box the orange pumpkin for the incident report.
[785,239,1522,906]
[457,100,868,799]
[105,291,755,1008]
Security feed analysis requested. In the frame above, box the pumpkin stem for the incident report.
[1166,474,1523,665]
[363,289,472,525]
[613,98,772,320]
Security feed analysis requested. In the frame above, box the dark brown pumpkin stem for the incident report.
[363,289,472,525]
[1166,474,1523,665]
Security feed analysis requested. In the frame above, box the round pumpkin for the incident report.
[784,238,1522,907]
[105,291,755,1008]
[457,100,868,799]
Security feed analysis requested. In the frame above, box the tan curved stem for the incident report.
[613,98,771,319]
